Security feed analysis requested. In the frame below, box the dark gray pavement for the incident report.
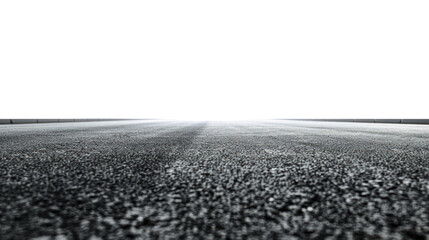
[1,120,429,239]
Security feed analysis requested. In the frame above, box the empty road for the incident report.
[1,120,429,239]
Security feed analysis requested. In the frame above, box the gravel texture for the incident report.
[1,120,429,239]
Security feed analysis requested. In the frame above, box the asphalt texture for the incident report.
[1,120,429,240]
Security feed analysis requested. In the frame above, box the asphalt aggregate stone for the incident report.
[1,120,429,239]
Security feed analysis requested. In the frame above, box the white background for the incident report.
[1,0,428,120]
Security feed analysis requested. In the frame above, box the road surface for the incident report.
[1,120,429,239]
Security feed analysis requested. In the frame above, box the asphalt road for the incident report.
[1,120,429,239]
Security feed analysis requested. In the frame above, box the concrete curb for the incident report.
[10,119,38,124]
[37,119,60,123]
[375,119,402,124]
[356,119,376,123]
[0,119,12,124]
[294,119,429,125]
[400,119,429,124]
[0,119,137,124]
